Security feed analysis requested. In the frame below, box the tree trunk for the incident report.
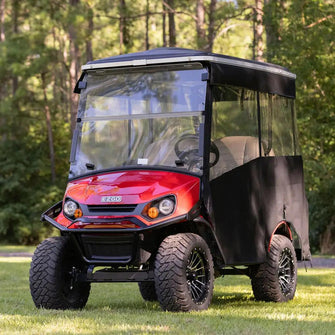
[145,0,149,50]
[86,5,93,62]
[0,0,5,42]
[12,0,18,95]
[60,34,70,123]
[264,0,273,61]
[162,0,166,47]
[166,0,176,47]
[254,0,264,62]
[206,0,216,52]
[0,0,4,141]
[196,0,206,50]
[69,0,80,135]
[41,73,56,183]
[119,0,126,54]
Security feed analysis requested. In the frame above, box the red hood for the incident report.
[65,170,200,205]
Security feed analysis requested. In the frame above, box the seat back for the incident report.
[144,139,178,166]
[210,136,261,179]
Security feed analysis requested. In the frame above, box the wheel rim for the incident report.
[186,248,209,304]
[278,247,295,296]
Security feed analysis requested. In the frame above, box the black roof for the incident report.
[79,48,296,98]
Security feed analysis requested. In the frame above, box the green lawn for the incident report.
[0,256,334,335]
[0,245,35,254]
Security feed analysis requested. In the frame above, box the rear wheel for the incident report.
[251,234,297,302]
[138,281,157,301]
[29,236,90,309]
[154,233,214,312]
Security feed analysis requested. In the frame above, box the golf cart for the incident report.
[30,48,310,312]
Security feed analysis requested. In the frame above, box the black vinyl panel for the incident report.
[209,156,309,265]
[210,63,295,98]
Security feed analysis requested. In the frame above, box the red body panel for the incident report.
[57,170,200,228]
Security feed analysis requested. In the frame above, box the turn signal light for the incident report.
[148,207,159,219]
[74,208,83,218]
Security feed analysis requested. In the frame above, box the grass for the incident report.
[313,254,335,259]
[0,245,35,254]
[0,256,334,335]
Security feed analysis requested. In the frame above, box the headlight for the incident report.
[143,196,176,219]
[158,198,175,216]
[63,199,82,219]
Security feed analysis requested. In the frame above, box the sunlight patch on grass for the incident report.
[0,257,32,263]
[0,314,171,334]
[0,245,35,254]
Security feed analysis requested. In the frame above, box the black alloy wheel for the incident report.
[186,248,209,304]
[278,247,296,296]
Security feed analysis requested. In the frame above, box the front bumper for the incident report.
[41,201,187,234]
[41,201,188,265]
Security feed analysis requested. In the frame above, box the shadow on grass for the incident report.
[84,293,252,312]
[212,292,253,305]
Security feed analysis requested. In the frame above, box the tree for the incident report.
[253,0,264,61]
[263,0,286,62]
[195,0,217,52]
[0,0,333,251]
[0,0,5,42]
[165,0,176,47]
[68,0,81,134]
[270,0,335,252]
[196,0,205,49]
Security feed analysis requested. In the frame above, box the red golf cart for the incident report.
[30,48,310,311]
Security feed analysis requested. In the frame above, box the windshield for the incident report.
[69,64,207,178]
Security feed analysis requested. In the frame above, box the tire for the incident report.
[251,234,297,302]
[29,236,90,309]
[138,281,157,301]
[154,233,214,312]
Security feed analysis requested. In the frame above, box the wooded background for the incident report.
[0,0,334,253]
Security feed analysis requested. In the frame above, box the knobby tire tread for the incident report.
[251,235,297,302]
[154,233,214,312]
[29,236,90,310]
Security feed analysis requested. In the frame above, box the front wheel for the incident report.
[154,233,214,312]
[251,234,297,302]
[29,236,90,309]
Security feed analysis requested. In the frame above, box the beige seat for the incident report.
[143,139,178,166]
[210,136,261,180]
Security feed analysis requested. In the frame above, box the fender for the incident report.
[268,220,293,252]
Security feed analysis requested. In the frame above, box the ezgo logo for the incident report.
[101,196,122,203]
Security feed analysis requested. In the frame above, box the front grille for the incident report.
[87,204,137,213]
[79,233,135,263]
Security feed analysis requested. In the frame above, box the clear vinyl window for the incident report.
[210,85,259,180]
[210,85,299,180]
[70,65,207,178]
[259,93,299,157]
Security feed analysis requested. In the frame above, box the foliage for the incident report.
[0,135,65,243]
[272,0,335,251]
[1,257,335,334]
[0,0,334,250]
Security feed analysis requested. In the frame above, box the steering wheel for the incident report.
[174,134,220,171]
